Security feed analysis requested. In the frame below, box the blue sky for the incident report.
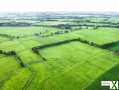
[0,0,118,12]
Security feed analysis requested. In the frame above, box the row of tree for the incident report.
[0,22,32,27]
[0,33,20,40]
[34,30,70,38]
[46,23,119,29]
[32,48,47,61]
[32,38,100,55]
[77,38,100,48]
[0,50,16,56]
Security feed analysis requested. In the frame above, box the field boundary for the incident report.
[32,38,101,53]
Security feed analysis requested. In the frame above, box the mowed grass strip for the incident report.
[26,42,119,90]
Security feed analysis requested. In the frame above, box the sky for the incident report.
[0,0,119,12]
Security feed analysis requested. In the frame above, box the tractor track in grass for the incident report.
[0,48,47,90]
[13,53,36,90]
[21,66,36,90]
[0,51,30,89]
[21,54,48,90]
[0,49,35,90]
[14,40,37,90]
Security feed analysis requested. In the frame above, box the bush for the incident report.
[0,50,3,54]
[32,48,39,54]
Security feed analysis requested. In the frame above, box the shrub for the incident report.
[32,48,39,54]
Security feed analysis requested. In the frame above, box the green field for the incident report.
[0,16,119,90]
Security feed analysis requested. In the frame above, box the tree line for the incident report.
[32,38,100,56]
[0,33,20,40]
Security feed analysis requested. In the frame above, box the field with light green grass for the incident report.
[0,17,119,90]
[72,28,119,45]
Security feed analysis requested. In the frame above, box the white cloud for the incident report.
[0,0,118,12]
